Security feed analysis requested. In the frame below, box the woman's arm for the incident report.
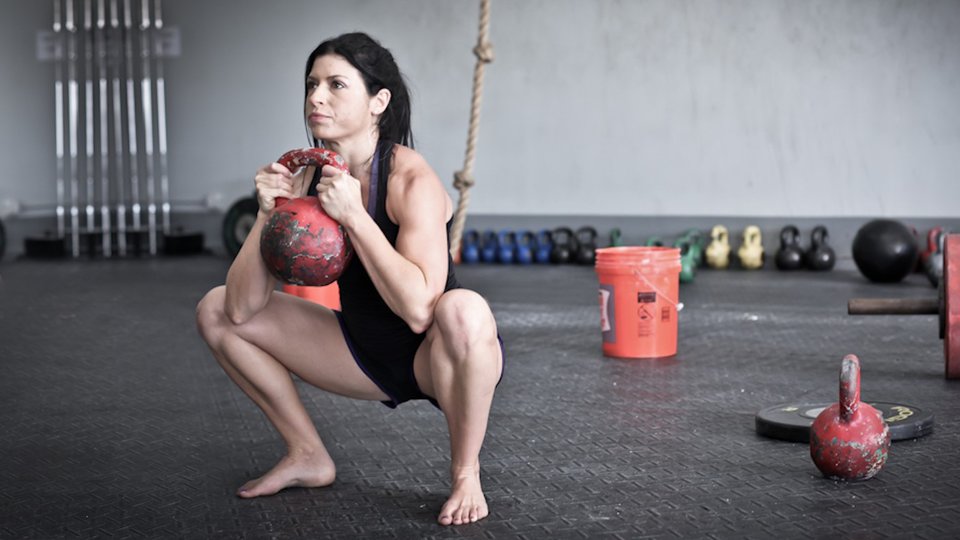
[223,163,310,324]
[318,147,451,334]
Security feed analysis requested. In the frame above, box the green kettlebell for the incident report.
[609,227,623,247]
[681,229,705,267]
[674,238,697,283]
[646,236,664,247]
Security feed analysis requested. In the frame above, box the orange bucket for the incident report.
[282,282,341,310]
[595,246,682,359]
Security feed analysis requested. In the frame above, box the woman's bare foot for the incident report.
[438,466,488,526]
[237,449,336,498]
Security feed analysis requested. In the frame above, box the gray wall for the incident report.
[1,0,958,223]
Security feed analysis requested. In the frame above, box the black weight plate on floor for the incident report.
[222,196,258,258]
[756,402,934,443]
[939,278,945,340]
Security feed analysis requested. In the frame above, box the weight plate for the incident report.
[945,234,959,379]
[756,402,934,443]
[23,235,67,259]
[163,231,205,255]
[940,277,946,340]
[222,196,259,258]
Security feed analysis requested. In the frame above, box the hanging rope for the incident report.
[449,0,494,259]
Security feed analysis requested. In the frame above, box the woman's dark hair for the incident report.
[304,32,413,149]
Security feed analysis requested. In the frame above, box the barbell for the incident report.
[847,234,958,379]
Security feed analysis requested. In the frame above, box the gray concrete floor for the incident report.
[1,256,957,539]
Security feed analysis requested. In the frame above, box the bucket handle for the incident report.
[633,268,684,312]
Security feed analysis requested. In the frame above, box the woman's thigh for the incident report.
[225,289,389,402]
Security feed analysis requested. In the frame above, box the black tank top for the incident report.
[309,141,460,347]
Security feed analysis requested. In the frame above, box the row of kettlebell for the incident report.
[773,225,837,271]
[461,227,601,265]
[701,224,837,271]
[703,225,764,270]
[637,225,767,272]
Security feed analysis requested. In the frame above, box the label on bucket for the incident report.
[638,292,656,303]
[599,285,615,343]
[636,290,656,337]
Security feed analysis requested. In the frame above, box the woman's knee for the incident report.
[430,290,497,359]
[195,285,228,345]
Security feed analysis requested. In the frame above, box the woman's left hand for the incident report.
[316,164,364,225]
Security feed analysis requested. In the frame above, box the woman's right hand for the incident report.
[254,162,296,213]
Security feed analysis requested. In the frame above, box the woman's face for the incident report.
[304,53,388,143]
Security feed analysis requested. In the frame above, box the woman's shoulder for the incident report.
[385,144,451,218]
[388,144,439,188]
[389,144,429,173]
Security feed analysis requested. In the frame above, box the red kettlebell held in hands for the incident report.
[260,148,353,286]
[810,354,890,481]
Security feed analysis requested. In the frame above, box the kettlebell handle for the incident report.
[553,227,579,251]
[839,354,861,422]
[927,226,944,252]
[780,225,799,246]
[811,225,829,246]
[273,148,350,206]
[711,226,728,244]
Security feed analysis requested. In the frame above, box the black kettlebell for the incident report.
[550,227,578,264]
[775,225,804,271]
[806,225,836,271]
[925,229,946,287]
[575,226,598,265]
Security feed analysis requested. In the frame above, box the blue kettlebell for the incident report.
[461,229,481,264]
[535,229,553,264]
[515,230,535,265]
[480,229,498,263]
[497,230,517,264]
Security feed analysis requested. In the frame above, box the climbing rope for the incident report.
[449,0,493,259]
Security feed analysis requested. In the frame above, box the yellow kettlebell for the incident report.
[706,225,731,269]
[737,225,765,270]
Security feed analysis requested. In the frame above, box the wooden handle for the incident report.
[847,298,939,315]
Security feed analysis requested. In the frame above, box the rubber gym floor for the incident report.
[1,255,958,539]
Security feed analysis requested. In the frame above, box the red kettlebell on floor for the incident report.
[260,148,353,286]
[810,354,890,481]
